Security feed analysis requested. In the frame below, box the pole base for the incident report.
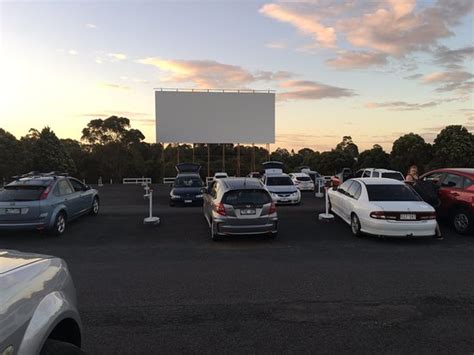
[315,192,324,198]
[318,213,334,221]
[144,216,160,225]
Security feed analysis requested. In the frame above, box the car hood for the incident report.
[171,187,203,195]
[266,185,298,193]
[370,201,434,212]
[0,249,53,275]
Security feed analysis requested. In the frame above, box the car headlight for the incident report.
[195,194,203,198]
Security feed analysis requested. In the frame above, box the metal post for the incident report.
[143,186,160,225]
[192,143,195,163]
[266,143,270,161]
[318,186,334,221]
[251,144,256,172]
[315,179,324,198]
[237,144,241,177]
[207,144,210,178]
[176,143,180,164]
[222,144,225,172]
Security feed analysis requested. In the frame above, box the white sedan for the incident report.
[289,173,315,191]
[327,178,437,237]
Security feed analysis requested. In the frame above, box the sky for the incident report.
[0,0,473,152]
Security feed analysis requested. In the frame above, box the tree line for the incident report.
[1,116,473,184]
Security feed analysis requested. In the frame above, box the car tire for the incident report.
[452,208,473,235]
[210,220,220,241]
[40,339,84,355]
[50,212,67,237]
[169,200,175,207]
[351,213,362,237]
[89,197,99,216]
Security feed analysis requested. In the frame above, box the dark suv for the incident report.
[169,163,205,206]
[420,168,474,234]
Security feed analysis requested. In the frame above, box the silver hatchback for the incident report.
[203,178,278,241]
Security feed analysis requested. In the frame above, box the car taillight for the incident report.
[370,211,397,220]
[214,202,226,216]
[40,185,52,200]
[269,201,277,214]
[418,212,437,220]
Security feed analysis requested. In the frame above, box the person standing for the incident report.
[405,165,419,183]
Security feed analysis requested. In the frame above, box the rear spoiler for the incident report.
[175,163,201,174]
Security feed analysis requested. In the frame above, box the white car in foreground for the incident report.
[327,178,437,237]
[289,173,315,191]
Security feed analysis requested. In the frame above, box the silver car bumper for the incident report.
[214,217,278,236]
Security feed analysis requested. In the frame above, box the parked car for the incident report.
[262,161,301,205]
[327,178,437,238]
[353,168,404,181]
[420,168,474,234]
[169,163,205,206]
[213,172,228,180]
[289,172,315,191]
[296,166,325,188]
[0,249,83,354]
[0,172,99,236]
[203,178,277,240]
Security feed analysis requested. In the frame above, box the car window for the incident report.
[381,172,404,181]
[354,170,363,178]
[366,184,421,201]
[69,178,85,192]
[464,177,473,189]
[223,189,271,206]
[0,185,46,201]
[266,176,293,186]
[57,179,74,195]
[362,170,371,177]
[347,181,361,199]
[175,176,203,188]
[422,172,443,185]
[339,180,353,194]
[441,173,463,188]
[296,176,311,182]
[372,171,380,177]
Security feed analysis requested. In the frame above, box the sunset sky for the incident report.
[0,0,473,152]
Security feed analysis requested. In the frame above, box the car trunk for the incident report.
[0,185,45,222]
[222,189,272,222]
[371,201,434,221]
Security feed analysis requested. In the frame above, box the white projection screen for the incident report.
[155,90,275,144]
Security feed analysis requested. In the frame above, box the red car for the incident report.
[420,168,474,234]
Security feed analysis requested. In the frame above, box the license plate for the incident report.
[184,200,192,203]
[400,213,416,220]
[6,208,20,215]
[240,208,256,215]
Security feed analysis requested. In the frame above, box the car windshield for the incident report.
[0,185,46,201]
[296,176,311,181]
[266,176,293,186]
[381,172,404,181]
[223,189,271,206]
[175,176,203,188]
[366,184,421,201]
[215,175,227,179]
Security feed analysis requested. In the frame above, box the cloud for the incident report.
[138,57,294,88]
[326,50,388,69]
[100,83,131,90]
[68,49,78,55]
[365,100,439,111]
[259,3,336,48]
[259,0,474,69]
[421,70,474,93]
[107,53,127,61]
[404,73,423,80]
[278,80,356,101]
[85,23,97,29]
[266,41,287,49]
[433,45,474,69]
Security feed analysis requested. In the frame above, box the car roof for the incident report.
[291,172,310,177]
[364,168,400,173]
[265,173,290,177]
[214,172,228,175]
[220,177,264,190]
[8,176,62,186]
[427,168,474,177]
[353,177,404,185]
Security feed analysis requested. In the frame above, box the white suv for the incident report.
[354,168,404,181]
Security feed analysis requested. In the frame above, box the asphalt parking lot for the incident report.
[2,184,474,354]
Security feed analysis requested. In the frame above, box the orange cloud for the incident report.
[278,80,355,101]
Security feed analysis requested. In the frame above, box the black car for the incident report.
[169,163,205,206]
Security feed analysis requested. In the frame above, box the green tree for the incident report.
[357,144,390,169]
[0,129,25,181]
[81,116,144,145]
[336,136,359,159]
[390,133,432,174]
[430,125,474,168]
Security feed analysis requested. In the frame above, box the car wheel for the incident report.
[89,197,99,216]
[452,208,472,235]
[169,200,175,207]
[51,212,67,237]
[210,220,220,241]
[40,339,84,355]
[351,213,362,237]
